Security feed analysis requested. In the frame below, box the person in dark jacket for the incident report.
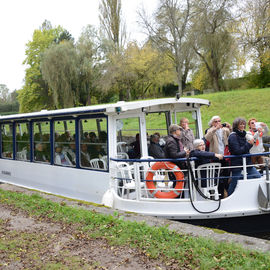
[190,139,223,188]
[190,139,223,167]
[228,117,261,196]
[148,133,165,159]
[164,124,189,169]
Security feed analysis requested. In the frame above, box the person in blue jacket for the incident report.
[190,139,223,188]
[228,117,261,196]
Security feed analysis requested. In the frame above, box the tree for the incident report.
[139,0,194,96]
[238,0,270,88]
[125,42,175,99]
[41,41,79,109]
[99,0,126,54]
[76,25,102,105]
[18,21,64,112]
[191,0,236,92]
[99,41,175,100]
[0,84,10,103]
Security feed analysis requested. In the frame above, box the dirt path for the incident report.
[0,202,175,270]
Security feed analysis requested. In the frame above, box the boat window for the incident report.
[16,122,30,161]
[33,121,51,163]
[145,112,169,148]
[79,117,108,170]
[116,117,140,159]
[175,111,199,138]
[54,120,76,167]
[1,123,13,159]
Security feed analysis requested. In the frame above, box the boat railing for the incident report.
[110,150,270,202]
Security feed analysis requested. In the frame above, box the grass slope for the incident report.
[198,88,270,131]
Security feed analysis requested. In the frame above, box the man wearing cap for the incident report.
[164,124,190,168]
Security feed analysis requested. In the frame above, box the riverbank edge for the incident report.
[1,182,270,253]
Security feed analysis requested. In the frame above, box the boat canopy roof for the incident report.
[0,97,210,121]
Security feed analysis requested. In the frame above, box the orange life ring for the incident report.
[145,162,184,199]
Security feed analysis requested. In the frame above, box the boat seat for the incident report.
[117,152,129,159]
[196,163,221,200]
[90,158,106,169]
[117,142,128,153]
[116,162,144,199]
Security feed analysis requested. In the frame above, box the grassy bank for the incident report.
[0,188,269,269]
[198,88,270,131]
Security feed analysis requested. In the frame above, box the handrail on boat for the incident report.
[110,151,270,202]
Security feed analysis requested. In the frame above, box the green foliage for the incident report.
[18,22,64,112]
[41,41,78,109]
[1,189,270,269]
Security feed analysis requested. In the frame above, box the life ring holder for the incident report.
[146,162,184,199]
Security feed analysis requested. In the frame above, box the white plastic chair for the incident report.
[17,149,27,160]
[101,155,108,169]
[117,152,129,159]
[117,142,128,153]
[90,158,106,169]
[116,162,144,199]
[196,163,221,200]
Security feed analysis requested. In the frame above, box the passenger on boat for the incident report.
[190,139,223,187]
[65,141,76,165]
[228,117,261,196]
[80,143,91,167]
[205,116,231,154]
[148,133,165,159]
[205,115,231,197]
[164,124,189,169]
[54,143,72,166]
[190,139,223,166]
[88,132,100,158]
[128,133,141,159]
[179,117,195,150]
[34,143,49,163]
[247,118,269,172]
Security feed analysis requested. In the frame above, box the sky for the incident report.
[0,0,158,92]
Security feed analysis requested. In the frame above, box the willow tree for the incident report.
[41,41,79,109]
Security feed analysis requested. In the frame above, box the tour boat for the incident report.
[0,96,269,234]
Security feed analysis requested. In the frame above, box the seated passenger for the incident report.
[148,133,165,159]
[65,141,76,165]
[35,143,49,163]
[128,133,141,159]
[228,117,261,196]
[80,143,91,167]
[54,143,72,166]
[190,139,223,188]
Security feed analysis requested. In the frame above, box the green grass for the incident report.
[198,88,270,131]
[0,189,270,269]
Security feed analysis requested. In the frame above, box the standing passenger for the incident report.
[179,117,195,150]
[228,117,261,196]
[247,118,269,173]
[164,124,189,169]
[205,116,231,197]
